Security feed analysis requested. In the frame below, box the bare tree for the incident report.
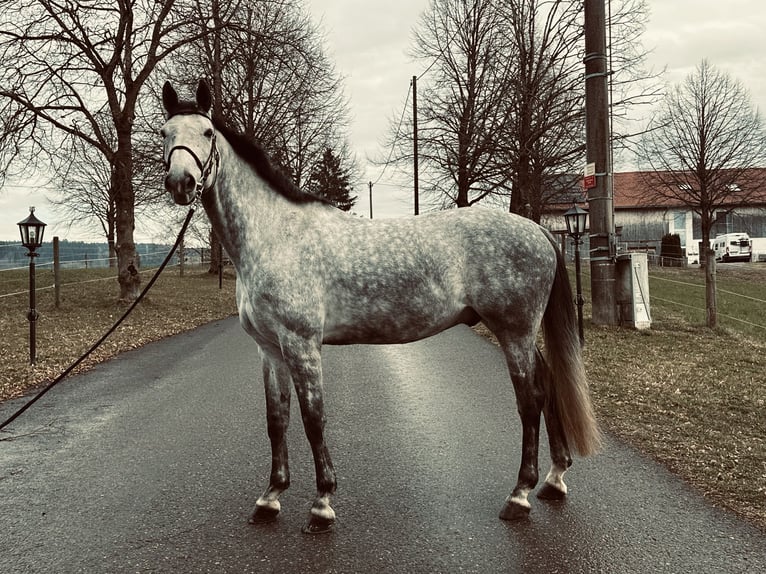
[636,60,766,327]
[386,0,656,218]
[47,111,167,264]
[170,0,352,187]
[396,0,515,209]
[162,0,353,270]
[503,0,658,220]
[497,0,584,220]
[0,0,202,301]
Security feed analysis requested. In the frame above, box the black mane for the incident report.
[165,93,328,206]
[210,117,329,207]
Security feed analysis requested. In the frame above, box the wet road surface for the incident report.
[1,318,764,573]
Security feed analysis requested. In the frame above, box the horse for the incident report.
[160,80,600,534]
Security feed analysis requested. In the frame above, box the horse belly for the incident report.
[322,302,479,345]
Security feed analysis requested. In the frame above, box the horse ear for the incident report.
[196,80,212,113]
[162,81,178,114]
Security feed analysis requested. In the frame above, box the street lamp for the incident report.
[564,203,588,345]
[17,207,47,365]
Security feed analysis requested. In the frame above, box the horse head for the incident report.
[160,80,219,206]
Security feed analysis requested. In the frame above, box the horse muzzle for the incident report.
[165,172,198,206]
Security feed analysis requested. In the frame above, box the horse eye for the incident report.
[159,129,166,138]
[204,128,213,138]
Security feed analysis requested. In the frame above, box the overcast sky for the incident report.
[1,0,764,241]
[309,0,766,220]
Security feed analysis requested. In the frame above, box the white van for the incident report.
[713,233,752,263]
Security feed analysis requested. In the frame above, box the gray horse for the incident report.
[160,80,600,534]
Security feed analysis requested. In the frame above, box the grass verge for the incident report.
[0,265,237,401]
[477,262,766,532]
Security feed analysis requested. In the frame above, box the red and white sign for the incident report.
[582,162,596,189]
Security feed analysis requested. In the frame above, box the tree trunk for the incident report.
[114,121,141,302]
[209,230,222,274]
[107,213,116,269]
[510,150,530,216]
[705,247,717,328]
[701,216,717,328]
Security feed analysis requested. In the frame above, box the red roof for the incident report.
[613,169,766,209]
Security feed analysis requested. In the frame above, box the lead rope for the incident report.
[0,207,196,435]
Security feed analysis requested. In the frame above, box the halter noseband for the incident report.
[164,112,220,201]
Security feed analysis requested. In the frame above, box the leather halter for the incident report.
[163,113,220,201]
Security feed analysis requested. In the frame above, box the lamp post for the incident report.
[17,207,47,365]
[564,204,588,345]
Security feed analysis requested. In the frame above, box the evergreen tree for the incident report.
[307,148,357,211]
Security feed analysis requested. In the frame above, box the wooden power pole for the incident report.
[368,181,373,219]
[412,75,419,215]
[584,0,617,325]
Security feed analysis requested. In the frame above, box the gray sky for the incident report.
[1,0,764,240]
[310,0,766,219]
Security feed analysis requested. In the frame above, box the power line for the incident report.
[372,83,412,187]
[372,9,465,187]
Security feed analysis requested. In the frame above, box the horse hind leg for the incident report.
[250,355,292,524]
[497,340,545,521]
[536,350,573,501]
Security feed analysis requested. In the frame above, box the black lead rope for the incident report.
[0,207,196,435]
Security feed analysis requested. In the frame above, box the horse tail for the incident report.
[540,231,601,456]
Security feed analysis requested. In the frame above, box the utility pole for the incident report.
[584,0,617,325]
[368,181,373,219]
[412,75,419,215]
[207,0,224,276]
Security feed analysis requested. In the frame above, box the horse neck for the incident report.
[200,135,291,267]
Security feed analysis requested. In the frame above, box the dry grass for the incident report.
[586,264,766,531]
[2,261,765,531]
[0,265,237,401]
[585,322,765,530]
[478,263,766,531]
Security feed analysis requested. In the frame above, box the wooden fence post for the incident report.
[53,236,61,309]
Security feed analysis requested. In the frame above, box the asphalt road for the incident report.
[1,318,764,573]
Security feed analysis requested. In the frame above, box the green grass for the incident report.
[643,266,766,340]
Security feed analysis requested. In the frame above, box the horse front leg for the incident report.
[250,355,292,523]
[284,340,337,534]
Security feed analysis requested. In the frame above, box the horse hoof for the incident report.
[499,500,531,521]
[301,515,335,534]
[537,482,567,501]
[249,505,280,524]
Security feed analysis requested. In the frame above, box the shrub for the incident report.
[660,233,683,267]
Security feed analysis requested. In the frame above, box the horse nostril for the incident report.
[184,174,196,193]
[165,173,197,196]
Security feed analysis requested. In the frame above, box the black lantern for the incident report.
[17,207,46,365]
[18,206,47,251]
[564,204,588,239]
[563,204,588,345]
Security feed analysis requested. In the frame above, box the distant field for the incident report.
[645,264,766,341]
